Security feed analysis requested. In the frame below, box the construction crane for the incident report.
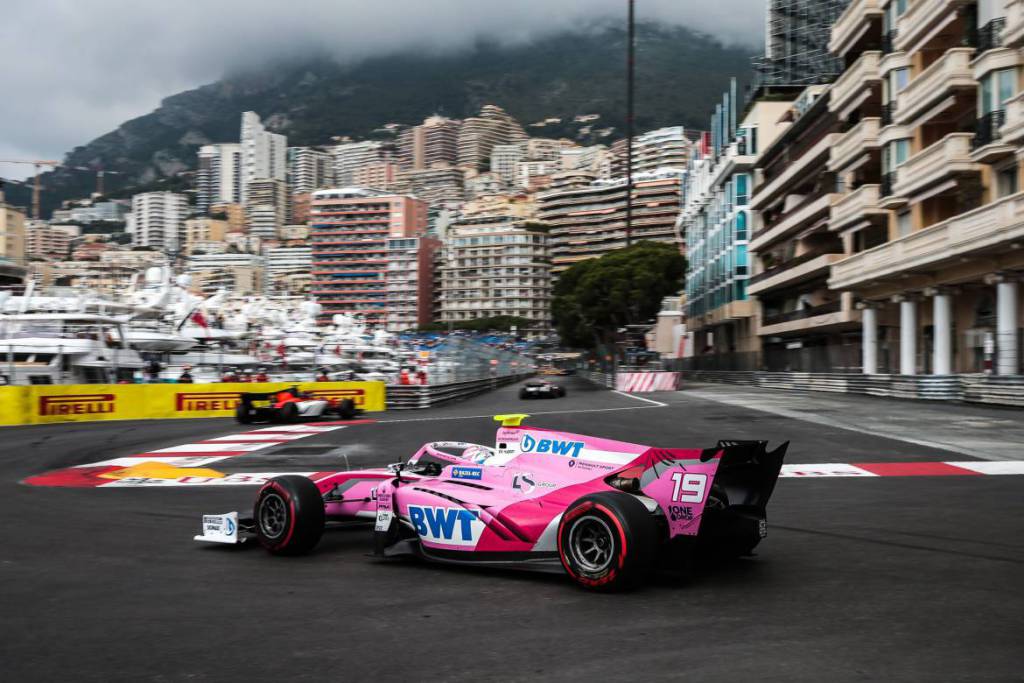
[0,160,119,218]
[0,159,61,219]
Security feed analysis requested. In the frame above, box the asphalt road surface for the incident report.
[2,377,1022,681]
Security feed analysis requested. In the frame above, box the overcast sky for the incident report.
[0,0,764,181]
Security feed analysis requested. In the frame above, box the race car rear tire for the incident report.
[336,398,356,420]
[558,492,658,591]
[276,402,300,424]
[254,475,325,555]
[519,389,529,400]
[235,404,254,424]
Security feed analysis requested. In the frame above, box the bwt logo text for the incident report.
[39,394,116,416]
[175,392,242,412]
[520,434,585,458]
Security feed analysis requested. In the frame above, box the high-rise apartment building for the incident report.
[821,0,1024,375]
[130,192,189,252]
[385,235,440,332]
[245,178,287,239]
[352,162,400,190]
[753,0,850,88]
[681,96,793,367]
[537,169,685,273]
[309,188,427,326]
[197,143,242,212]
[393,166,466,207]
[287,147,334,196]
[439,215,551,326]
[0,194,26,266]
[457,105,527,171]
[240,112,287,203]
[399,116,462,170]
[333,140,391,186]
[25,222,75,259]
[490,144,524,186]
[632,127,694,172]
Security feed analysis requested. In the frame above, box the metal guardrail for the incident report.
[386,373,534,410]
[681,370,1024,407]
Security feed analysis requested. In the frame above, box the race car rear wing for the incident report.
[705,439,788,514]
[237,387,303,405]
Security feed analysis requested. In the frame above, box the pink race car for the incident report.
[195,415,788,591]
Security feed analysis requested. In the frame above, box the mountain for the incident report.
[9,23,754,217]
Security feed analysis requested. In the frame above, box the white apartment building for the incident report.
[632,126,693,172]
[439,215,551,326]
[265,246,312,275]
[333,140,385,186]
[130,192,189,252]
[287,147,334,196]
[385,236,438,332]
[240,112,287,204]
[490,144,524,186]
[198,143,242,212]
[245,178,287,239]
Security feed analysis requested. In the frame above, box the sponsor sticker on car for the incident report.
[407,505,484,547]
[450,466,482,480]
[520,434,584,458]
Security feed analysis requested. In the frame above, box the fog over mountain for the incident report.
[0,0,764,177]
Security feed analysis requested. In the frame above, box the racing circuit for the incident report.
[3,377,1023,680]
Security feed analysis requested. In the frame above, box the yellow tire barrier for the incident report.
[0,381,386,426]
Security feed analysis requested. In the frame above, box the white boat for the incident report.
[0,313,146,384]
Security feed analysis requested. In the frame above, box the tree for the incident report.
[552,241,685,348]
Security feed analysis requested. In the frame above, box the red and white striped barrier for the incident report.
[615,372,681,393]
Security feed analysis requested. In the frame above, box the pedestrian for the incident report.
[255,367,270,383]
[146,359,162,383]
[178,365,194,383]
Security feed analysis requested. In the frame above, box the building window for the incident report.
[896,210,912,238]
[735,174,749,205]
[996,163,1018,197]
[883,139,911,173]
[979,68,1015,115]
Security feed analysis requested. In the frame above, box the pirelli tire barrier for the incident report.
[0,381,386,426]
[386,374,534,410]
[682,371,1024,408]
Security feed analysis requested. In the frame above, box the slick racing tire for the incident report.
[558,492,658,591]
[235,404,254,424]
[336,398,357,420]
[254,475,325,555]
[519,389,530,400]
[557,387,567,398]
[276,402,300,424]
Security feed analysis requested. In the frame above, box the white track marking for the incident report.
[780,463,878,478]
[205,433,309,442]
[78,455,233,468]
[148,442,277,454]
[99,472,316,487]
[611,390,667,407]
[947,461,1024,475]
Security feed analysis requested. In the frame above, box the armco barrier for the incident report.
[682,371,1024,407]
[0,381,386,426]
[386,374,533,409]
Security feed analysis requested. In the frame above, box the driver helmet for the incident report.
[463,445,493,465]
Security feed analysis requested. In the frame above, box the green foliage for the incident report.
[552,241,685,348]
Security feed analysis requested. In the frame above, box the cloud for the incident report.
[0,0,764,180]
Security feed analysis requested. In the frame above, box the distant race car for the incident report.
[196,414,788,591]
[519,379,566,399]
[234,387,359,424]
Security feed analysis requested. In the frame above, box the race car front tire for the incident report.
[557,492,658,591]
[254,475,325,555]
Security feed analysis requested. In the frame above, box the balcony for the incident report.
[1000,92,1024,145]
[1006,0,1024,47]
[892,133,980,198]
[759,300,859,336]
[749,193,839,253]
[831,53,883,117]
[831,184,888,231]
[747,253,845,296]
[829,191,1024,290]
[895,0,974,53]
[894,48,976,125]
[829,0,884,58]
[751,134,842,210]
[971,109,1016,163]
[829,118,882,172]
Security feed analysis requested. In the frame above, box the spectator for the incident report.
[255,368,270,383]
[178,366,194,384]
[315,368,330,382]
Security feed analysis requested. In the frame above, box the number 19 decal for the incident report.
[670,472,708,503]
